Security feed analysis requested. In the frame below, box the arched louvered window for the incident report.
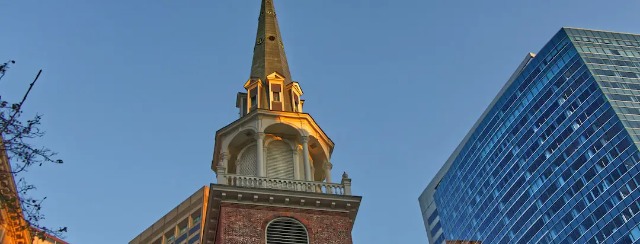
[237,144,258,176]
[266,218,309,244]
[266,140,294,179]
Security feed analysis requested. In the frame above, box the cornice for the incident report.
[209,184,361,212]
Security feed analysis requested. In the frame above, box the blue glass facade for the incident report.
[420,28,640,244]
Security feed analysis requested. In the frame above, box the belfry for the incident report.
[201,0,362,243]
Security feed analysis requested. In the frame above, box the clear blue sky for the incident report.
[1,0,639,243]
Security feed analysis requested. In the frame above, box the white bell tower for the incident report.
[202,1,360,243]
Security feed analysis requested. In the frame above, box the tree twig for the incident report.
[1,69,41,133]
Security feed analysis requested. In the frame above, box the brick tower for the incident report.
[201,0,362,243]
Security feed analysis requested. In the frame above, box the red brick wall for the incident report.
[216,202,354,244]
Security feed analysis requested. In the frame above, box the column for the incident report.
[324,161,333,183]
[221,151,230,168]
[293,151,300,180]
[256,132,266,177]
[302,136,312,181]
[217,152,230,184]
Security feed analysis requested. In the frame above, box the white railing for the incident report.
[217,174,352,195]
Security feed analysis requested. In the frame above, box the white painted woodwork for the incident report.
[237,144,258,176]
[266,140,295,179]
[220,174,350,195]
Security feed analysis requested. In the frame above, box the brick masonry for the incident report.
[215,202,354,244]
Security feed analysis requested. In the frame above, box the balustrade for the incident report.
[218,174,350,195]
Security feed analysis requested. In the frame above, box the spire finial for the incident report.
[250,0,292,83]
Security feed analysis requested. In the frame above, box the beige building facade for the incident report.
[129,186,208,244]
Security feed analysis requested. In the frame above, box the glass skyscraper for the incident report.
[419,28,640,244]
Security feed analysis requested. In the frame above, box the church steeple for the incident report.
[250,0,292,84]
[238,0,303,115]
[205,2,361,242]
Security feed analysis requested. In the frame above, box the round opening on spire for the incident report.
[268,36,276,41]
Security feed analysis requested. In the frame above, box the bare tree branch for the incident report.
[0,60,16,82]
[1,69,41,133]
[0,61,66,240]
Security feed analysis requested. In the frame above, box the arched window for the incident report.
[266,218,308,244]
[237,144,258,176]
[266,140,294,179]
